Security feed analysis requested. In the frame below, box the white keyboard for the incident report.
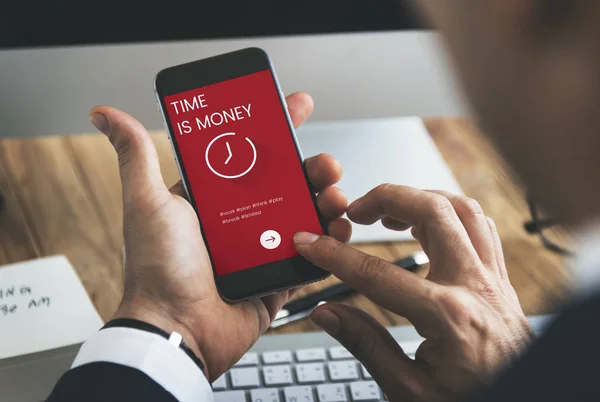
[213,344,417,401]
[212,316,552,402]
[211,324,420,402]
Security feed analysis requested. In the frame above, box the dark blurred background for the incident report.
[0,1,423,49]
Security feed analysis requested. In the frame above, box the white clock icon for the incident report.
[205,132,257,179]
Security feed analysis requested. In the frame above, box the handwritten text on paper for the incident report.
[0,285,51,316]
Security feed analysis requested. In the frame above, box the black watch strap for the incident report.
[102,318,206,376]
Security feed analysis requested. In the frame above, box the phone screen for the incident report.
[163,69,323,276]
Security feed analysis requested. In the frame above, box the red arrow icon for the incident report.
[266,236,276,242]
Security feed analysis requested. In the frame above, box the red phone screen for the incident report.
[164,70,322,276]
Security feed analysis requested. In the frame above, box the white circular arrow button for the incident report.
[260,230,281,250]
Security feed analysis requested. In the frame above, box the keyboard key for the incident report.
[350,381,381,401]
[284,385,315,402]
[212,374,228,390]
[296,363,326,384]
[214,390,247,402]
[230,367,261,389]
[263,350,293,364]
[296,347,326,362]
[327,361,359,382]
[317,384,348,402]
[263,364,294,386]
[251,388,281,402]
[328,346,353,360]
[235,352,260,366]
[360,365,372,379]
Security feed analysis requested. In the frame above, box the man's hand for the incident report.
[294,184,534,402]
[89,92,351,380]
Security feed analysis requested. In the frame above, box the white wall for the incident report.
[0,31,468,138]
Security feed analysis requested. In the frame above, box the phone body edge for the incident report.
[154,47,330,302]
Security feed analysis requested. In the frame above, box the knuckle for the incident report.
[110,127,152,172]
[358,254,389,282]
[373,183,395,197]
[142,191,171,216]
[435,288,477,327]
[426,194,454,219]
[475,273,503,300]
[458,197,484,216]
[350,322,378,355]
[114,140,132,170]
[325,238,346,259]
[111,120,148,150]
[435,286,504,350]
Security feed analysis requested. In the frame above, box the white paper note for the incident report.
[0,256,103,360]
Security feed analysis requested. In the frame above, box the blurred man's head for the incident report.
[419,1,600,225]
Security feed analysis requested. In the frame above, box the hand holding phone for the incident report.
[155,48,345,301]
[90,93,349,380]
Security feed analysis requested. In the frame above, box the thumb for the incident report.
[312,303,425,399]
[90,106,169,211]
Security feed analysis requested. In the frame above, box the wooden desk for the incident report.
[0,119,571,334]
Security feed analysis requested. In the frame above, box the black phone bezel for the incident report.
[154,47,329,302]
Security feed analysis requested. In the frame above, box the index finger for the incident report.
[347,184,480,269]
[294,233,439,328]
[348,184,454,226]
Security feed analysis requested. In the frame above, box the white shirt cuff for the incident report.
[72,327,213,402]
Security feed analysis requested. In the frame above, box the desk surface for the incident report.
[0,119,571,334]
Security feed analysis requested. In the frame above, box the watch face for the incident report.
[205,132,257,179]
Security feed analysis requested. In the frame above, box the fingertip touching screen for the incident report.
[163,70,322,276]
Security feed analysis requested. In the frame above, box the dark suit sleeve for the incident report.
[467,294,600,402]
[46,362,177,402]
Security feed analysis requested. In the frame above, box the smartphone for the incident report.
[154,48,329,301]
